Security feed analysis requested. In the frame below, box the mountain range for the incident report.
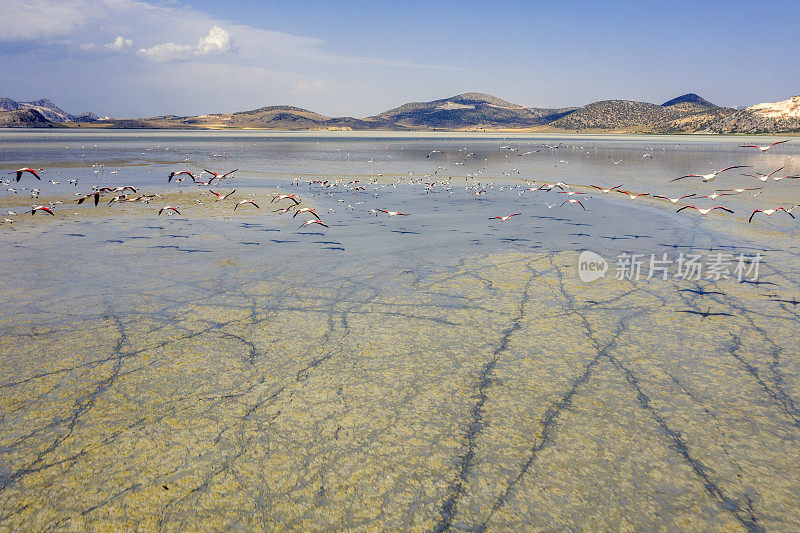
[2,93,799,134]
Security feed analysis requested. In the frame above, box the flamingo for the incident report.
[158,206,181,215]
[203,169,237,182]
[671,165,749,182]
[209,189,236,201]
[771,174,800,181]
[168,171,195,182]
[716,187,762,194]
[676,205,733,215]
[377,209,409,216]
[488,213,521,221]
[561,199,586,210]
[618,190,649,199]
[699,192,734,200]
[590,185,622,194]
[77,192,101,206]
[608,157,624,165]
[10,168,42,182]
[748,208,795,223]
[96,186,137,194]
[426,150,442,158]
[234,199,259,210]
[31,205,54,215]
[739,140,788,153]
[743,167,785,182]
[292,207,320,219]
[272,194,300,205]
[653,193,696,203]
[301,219,329,228]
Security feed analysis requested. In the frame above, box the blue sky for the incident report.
[0,0,798,118]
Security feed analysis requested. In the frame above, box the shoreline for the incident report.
[4,125,800,136]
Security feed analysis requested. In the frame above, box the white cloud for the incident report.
[106,36,133,52]
[138,25,232,62]
[196,26,231,56]
[0,0,467,117]
[0,0,99,41]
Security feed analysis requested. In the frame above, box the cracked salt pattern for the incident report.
[1,131,799,530]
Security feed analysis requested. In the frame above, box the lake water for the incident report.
[1,130,799,530]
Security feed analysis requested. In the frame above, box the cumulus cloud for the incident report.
[196,26,231,56]
[138,25,232,62]
[106,36,133,52]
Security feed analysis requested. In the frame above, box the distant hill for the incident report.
[113,105,405,130]
[549,96,738,133]
[746,95,800,118]
[0,108,57,127]
[551,100,681,130]
[5,92,800,134]
[371,92,575,130]
[0,97,97,123]
[661,93,716,108]
[709,96,800,134]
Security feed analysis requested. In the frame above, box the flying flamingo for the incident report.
[488,213,521,221]
[234,199,259,210]
[561,199,586,209]
[77,192,101,206]
[670,165,749,182]
[168,171,195,182]
[301,219,329,228]
[292,207,320,219]
[743,167,785,182]
[590,185,622,194]
[10,168,42,182]
[209,189,235,201]
[699,192,734,200]
[31,205,54,215]
[272,194,300,205]
[203,169,238,183]
[618,190,649,199]
[676,205,733,215]
[158,206,181,215]
[717,187,762,194]
[739,140,788,153]
[653,193,696,203]
[748,208,795,223]
[771,174,800,181]
[377,209,409,217]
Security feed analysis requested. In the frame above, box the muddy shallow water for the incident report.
[1,131,799,530]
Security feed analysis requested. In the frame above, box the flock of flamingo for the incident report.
[1,139,797,229]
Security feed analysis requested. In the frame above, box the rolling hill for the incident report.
[0,97,97,123]
[371,92,575,129]
[3,92,798,133]
[0,108,56,127]
[709,96,800,134]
